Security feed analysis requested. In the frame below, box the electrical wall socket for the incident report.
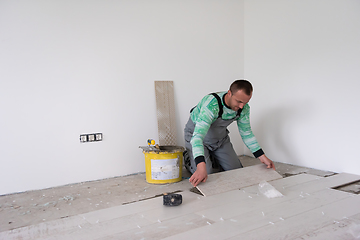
[88,134,95,141]
[95,133,102,141]
[80,135,87,142]
[80,133,103,143]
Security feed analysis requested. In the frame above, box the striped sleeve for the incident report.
[237,104,264,158]
[190,95,219,160]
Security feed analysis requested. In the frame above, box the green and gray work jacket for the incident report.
[184,91,264,165]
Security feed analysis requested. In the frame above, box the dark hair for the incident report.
[229,80,253,95]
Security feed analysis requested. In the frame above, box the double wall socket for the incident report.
[80,133,102,143]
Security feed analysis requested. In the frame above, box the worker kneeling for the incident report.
[184,80,275,187]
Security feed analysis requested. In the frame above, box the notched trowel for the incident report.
[258,180,283,198]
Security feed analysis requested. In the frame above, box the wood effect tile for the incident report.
[78,194,163,224]
[227,194,360,240]
[196,165,282,196]
[96,213,214,240]
[193,173,356,223]
[316,194,360,220]
[293,217,360,240]
[195,188,351,223]
[227,210,335,240]
[160,221,242,240]
[2,172,359,240]
[39,211,154,240]
[0,215,89,240]
[138,190,256,223]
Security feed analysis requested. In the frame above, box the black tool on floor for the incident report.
[163,193,182,206]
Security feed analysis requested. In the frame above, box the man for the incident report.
[184,80,275,187]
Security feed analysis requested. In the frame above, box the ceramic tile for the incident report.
[79,194,163,224]
[161,221,242,240]
[196,164,282,196]
[96,213,213,240]
[0,215,88,240]
[293,217,360,240]
[2,171,359,240]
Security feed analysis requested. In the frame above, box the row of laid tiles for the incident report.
[227,194,360,240]
[161,190,358,240]
[161,173,360,240]
[2,172,359,240]
[0,173,328,239]
[293,212,360,240]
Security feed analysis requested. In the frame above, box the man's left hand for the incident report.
[258,154,276,170]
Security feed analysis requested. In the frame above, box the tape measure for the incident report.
[163,193,182,206]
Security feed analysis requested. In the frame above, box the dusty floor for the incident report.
[0,156,339,233]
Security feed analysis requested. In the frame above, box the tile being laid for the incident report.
[268,173,322,190]
[196,164,282,196]
[238,173,321,196]
[241,172,360,200]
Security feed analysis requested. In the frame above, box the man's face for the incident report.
[227,89,252,111]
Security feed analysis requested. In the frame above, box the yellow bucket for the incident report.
[143,146,184,184]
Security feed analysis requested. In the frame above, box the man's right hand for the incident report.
[189,162,208,187]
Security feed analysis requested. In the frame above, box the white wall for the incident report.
[244,0,360,174]
[0,0,245,195]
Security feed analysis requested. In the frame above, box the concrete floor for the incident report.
[0,156,338,234]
